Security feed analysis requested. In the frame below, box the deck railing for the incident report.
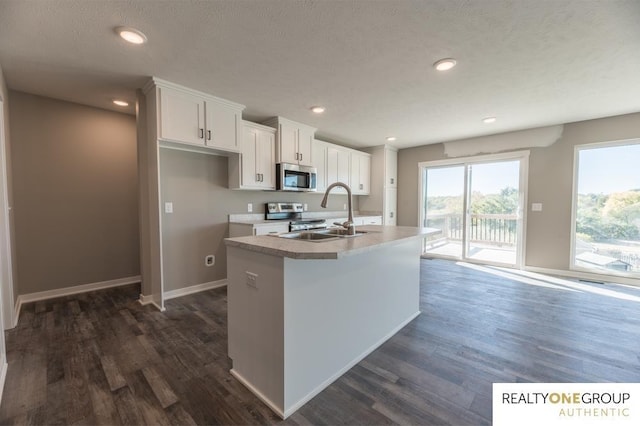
[425,213,518,246]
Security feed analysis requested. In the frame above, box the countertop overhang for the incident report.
[224,225,440,259]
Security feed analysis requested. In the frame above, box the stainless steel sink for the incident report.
[276,232,340,242]
[273,228,369,242]
[316,229,368,237]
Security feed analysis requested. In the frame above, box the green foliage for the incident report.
[576,189,640,241]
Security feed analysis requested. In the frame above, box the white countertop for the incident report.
[224,225,440,259]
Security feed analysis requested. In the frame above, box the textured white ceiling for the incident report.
[1,0,639,149]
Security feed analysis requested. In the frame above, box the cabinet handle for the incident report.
[199,128,204,139]
[390,212,394,218]
[299,153,303,161]
[260,173,263,182]
[390,178,394,184]
[207,130,212,140]
[359,184,363,190]
[295,152,299,161]
[256,173,260,182]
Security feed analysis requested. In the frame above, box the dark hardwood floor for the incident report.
[2,259,640,425]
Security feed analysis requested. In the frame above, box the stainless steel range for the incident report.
[265,202,327,232]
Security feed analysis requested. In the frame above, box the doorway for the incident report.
[419,152,528,268]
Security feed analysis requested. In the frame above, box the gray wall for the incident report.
[9,91,140,294]
[398,112,640,271]
[160,148,357,291]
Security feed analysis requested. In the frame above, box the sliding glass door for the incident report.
[421,153,527,268]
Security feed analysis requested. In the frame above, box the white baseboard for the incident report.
[13,275,141,326]
[524,266,640,286]
[138,294,165,312]
[163,279,227,300]
[0,358,8,404]
[230,369,285,419]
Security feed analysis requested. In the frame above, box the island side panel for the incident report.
[282,238,421,414]
[227,246,286,414]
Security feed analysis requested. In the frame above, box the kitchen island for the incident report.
[224,225,438,418]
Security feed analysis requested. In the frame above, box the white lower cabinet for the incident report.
[229,221,290,237]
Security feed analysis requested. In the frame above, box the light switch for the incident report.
[531,203,543,212]
[164,202,173,214]
[247,203,253,213]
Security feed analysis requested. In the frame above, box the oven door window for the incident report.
[283,170,309,189]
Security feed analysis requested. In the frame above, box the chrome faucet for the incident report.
[320,182,355,236]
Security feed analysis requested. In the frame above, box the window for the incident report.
[572,140,640,277]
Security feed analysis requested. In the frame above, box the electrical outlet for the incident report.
[531,203,543,212]
[343,203,347,210]
[164,202,173,214]
[303,203,308,211]
[205,255,215,266]
[246,271,258,288]
[247,203,253,213]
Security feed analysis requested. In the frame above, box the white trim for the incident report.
[0,98,15,330]
[13,276,141,325]
[281,310,421,419]
[569,138,640,279]
[0,359,7,404]
[417,149,531,169]
[230,369,285,419]
[524,265,640,287]
[163,279,227,300]
[138,294,165,312]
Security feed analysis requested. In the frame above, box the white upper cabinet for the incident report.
[386,148,398,187]
[263,117,316,167]
[229,121,276,190]
[312,139,329,192]
[350,151,371,195]
[327,145,350,194]
[359,145,398,225]
[158,87,205,145]
[150,79,244,153]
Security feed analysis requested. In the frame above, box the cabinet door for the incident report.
[327,146,349,193]
[241,127,259,187]
[312,140,328,192]
[297,127,314,166]
[350,153,370,195]
[257,131,275,189]
[158,87,205,145]
[385,188,397,226]
[278,122,298,164]
[205,100,240,152]
[254,223,290,235]
[386,148,398,187]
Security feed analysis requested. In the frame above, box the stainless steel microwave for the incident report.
[276,163,317,192]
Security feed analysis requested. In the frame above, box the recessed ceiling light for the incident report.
[386,136,397,142]
[433,58,457,71]
[115,26,147,45]
[310,106,326,114]
[113,100,129,107]
[482,117,497,124]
